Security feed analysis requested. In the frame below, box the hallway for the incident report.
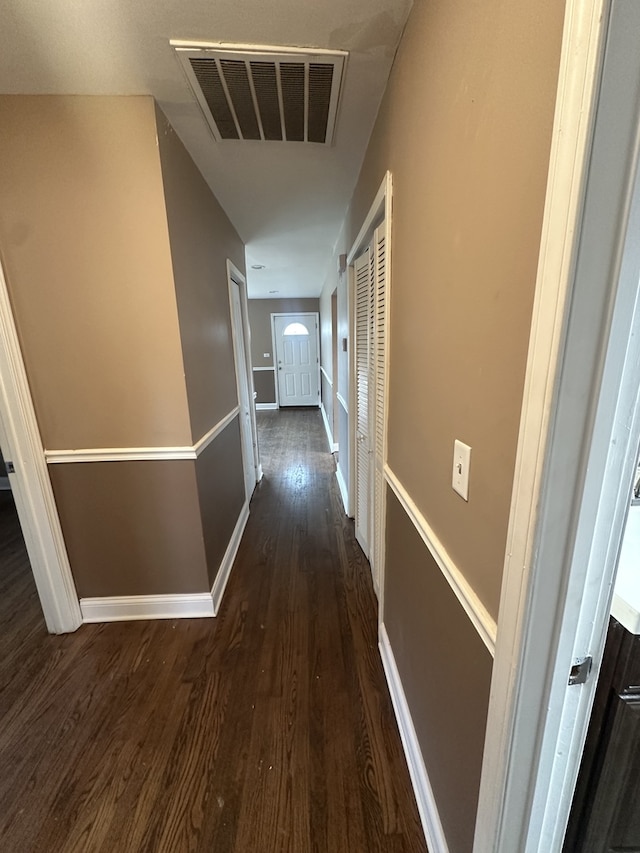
[0,409,426,852]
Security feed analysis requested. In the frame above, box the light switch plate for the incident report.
[452,440,471,501]
[263,352,270,358]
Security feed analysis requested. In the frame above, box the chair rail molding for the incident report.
[45,406,241,464]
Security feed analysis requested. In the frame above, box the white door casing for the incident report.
[348,172,393,611]
[272,313,320,407]
[227,262,259,502]
[0,258,81,634]
[473,2,640,851]
[372,222,388,597]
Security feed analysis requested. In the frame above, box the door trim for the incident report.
[270,312,321,408]
[347,170,392,618]
[227,261,261,497]
[0,258,81,634]
[474,2,626,850]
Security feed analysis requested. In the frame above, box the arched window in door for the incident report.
[282,322,309,336]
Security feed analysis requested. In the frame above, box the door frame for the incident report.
[474,1,640,850]
[227,261,261,494]
[0,259,82,634]
[270,312,321,408]
[347,171,392,613]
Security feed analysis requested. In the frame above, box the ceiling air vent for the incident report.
[172,42,347,145]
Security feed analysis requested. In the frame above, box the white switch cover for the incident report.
[452,440,471,501]
[263,352,270,358]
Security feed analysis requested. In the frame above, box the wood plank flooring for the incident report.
[0,409,427,852]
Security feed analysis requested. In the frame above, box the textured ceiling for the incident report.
[0,0,412,297]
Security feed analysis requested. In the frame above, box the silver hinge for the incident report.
[568,656,593,686]
[5,460,15,474]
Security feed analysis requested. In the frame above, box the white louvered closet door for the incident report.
[371,222,387,595]
[354,247,372,557]
[354,221,388,591]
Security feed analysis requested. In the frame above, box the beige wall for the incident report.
[155,105,245,443]
[0,96,191,450]
[340,1,565,851]
[0,95,248,600]
[349,0,564,618]
[248,298,319,368]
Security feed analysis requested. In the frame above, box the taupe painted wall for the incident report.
[0,96,191,450]
[349,0,564,618]
[334,1,565,851]
[0,96,248,599]
[253,370,276,404]
[319,225,348,477]
[154,104,248,592]
[385,490,493,853]
[248,298,319,368]
[195,418,245,587]
[50,460,208,596]
[155,105,245,443]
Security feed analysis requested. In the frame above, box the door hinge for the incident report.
[5,460,15,474]
[568,656,593,685]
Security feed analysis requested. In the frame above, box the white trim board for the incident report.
[81,500,250,624]
[81,593,215,622]
[385,465,496,656]
[320,365,333,387]
[256,402,278,411]
[379,623,449,853]
[475,2,634,851]
[0,258,81,634]
[45,406,240,464]
[195,406,241,455]
[211,499,250,614]
[320,402,338,453]
[336,464,349,515]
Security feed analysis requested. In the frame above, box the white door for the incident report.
[273,314,320,407]
[371,222,387,593]
[354,221,388,592]
[354,247,373,558]
[229,276,256,503]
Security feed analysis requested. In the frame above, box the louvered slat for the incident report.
[355,248,371,555]
[373,225,387,585]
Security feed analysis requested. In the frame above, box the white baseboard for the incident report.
[80,501,250,624]
[211,500,250,614]
[336,464,348,514]
[256,402,278,411]
[320,402,336,452]
[80,592,214,622]
[257,463,264,482]
[379,623,450,853]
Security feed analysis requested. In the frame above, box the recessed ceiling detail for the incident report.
[172,42,347,145]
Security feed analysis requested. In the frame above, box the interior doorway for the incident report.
[0,445,43,634]
[331,291,339,449]
[227,261,261,502]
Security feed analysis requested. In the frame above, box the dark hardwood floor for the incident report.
[0,409,427,852]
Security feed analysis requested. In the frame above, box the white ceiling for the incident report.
[0,0,412,298]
